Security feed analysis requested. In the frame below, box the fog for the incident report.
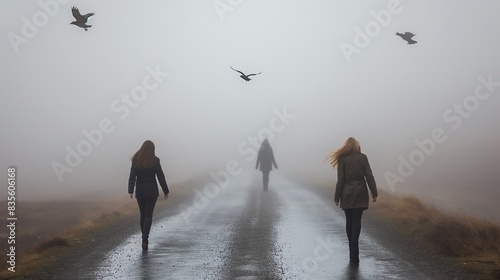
[1,1,499,220]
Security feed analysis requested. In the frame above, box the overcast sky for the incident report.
[1,0,499,219]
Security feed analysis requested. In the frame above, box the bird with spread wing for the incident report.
[230,66,262,81]
[70,7,94,31]
[396,32,417,45]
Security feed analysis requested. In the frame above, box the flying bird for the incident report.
[396,32,417,45]
[70,7,94,31]
[230,66,261,81]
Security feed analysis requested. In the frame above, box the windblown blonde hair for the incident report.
[131,140,159,169]
[326,137,361,168]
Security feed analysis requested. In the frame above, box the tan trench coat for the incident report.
[334,153,378,210]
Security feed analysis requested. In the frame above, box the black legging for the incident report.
[262,170,270,190]
[136,197,157,239]
[344,208,364,257]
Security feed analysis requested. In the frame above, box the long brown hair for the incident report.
[131,140,159,169]
[326,137,361,169]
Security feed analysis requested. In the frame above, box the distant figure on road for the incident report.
[128,140,169,251]
[256,139,278,191]
[327,137,378,264]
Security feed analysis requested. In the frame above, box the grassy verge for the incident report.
[0,179,196,279]
[298,175,500,279]
[0,197,137,278]
[371,190,500,279]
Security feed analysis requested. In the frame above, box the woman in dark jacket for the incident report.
[255,139,278,191]
[128,140,169,250]
[327,137,378,264]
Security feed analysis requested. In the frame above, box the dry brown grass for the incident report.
[0,180,195,278]
[372,190,500,279]
[34,237,70,253]
[0,197,137,273]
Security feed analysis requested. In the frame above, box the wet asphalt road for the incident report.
[56,175,478,280]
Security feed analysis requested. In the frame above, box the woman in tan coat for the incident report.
[327,137,378,264]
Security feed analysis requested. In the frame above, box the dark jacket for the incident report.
[256,144,278,172]
[128,160,169,199]
[334,153,377,210]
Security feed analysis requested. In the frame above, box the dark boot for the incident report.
[142,236,148,250]
[349,242,359,264]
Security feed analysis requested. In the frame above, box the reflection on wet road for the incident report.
[271,177,428,280]
[86,175,430,279]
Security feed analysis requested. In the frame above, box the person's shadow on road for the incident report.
[342,263,361,279]
[140,250,151,280]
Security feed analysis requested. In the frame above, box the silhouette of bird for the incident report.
[70,7,94,31]
[230,66,261,81]
[396,32,417,44]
